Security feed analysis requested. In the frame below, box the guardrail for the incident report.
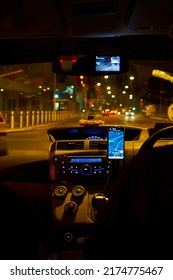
[1,110,79,129]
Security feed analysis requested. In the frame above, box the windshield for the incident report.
[0,60,172,132]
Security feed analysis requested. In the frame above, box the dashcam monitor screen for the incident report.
[96,56,120,72]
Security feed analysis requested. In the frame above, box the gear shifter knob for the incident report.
[92,193,109,211]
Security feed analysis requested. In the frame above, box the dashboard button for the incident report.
[64,232,73,242]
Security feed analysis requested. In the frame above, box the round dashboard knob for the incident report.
[72,185,85,197]
[80,164,92,176]
[64,232,73,242]
[64,201,78,215]
[54,185,67,198]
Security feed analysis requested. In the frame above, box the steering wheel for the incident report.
[138,125,173,153]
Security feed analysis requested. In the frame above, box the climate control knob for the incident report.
[72,185,85,197]
[54,185,67,198]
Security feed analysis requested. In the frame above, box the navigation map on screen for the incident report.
[107,126,124,159]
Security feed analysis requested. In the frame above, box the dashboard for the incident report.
[47,125,143,141]
[47,125,148,255]
[0,124,150,259]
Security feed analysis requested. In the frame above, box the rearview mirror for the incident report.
[52,55,129,75]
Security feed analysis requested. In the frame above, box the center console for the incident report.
[48,126,125,253]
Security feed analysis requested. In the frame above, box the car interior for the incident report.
[0,0,173,260]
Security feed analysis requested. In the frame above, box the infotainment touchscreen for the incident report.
[107,126,125,159]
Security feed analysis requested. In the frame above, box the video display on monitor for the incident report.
[96,55,120,72]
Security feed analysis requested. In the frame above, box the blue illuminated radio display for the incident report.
[70,158,102,163]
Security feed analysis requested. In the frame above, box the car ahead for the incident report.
[101,109,110,116]
[0,0,173,264]
[125,109,135,116]
[110,109,118,115]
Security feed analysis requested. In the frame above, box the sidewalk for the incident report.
[0,122,61,134]
[0,117,80,134]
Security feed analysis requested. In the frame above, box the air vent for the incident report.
[90,140,107,150]
[56,141,84,150]
[72,1,119,16]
